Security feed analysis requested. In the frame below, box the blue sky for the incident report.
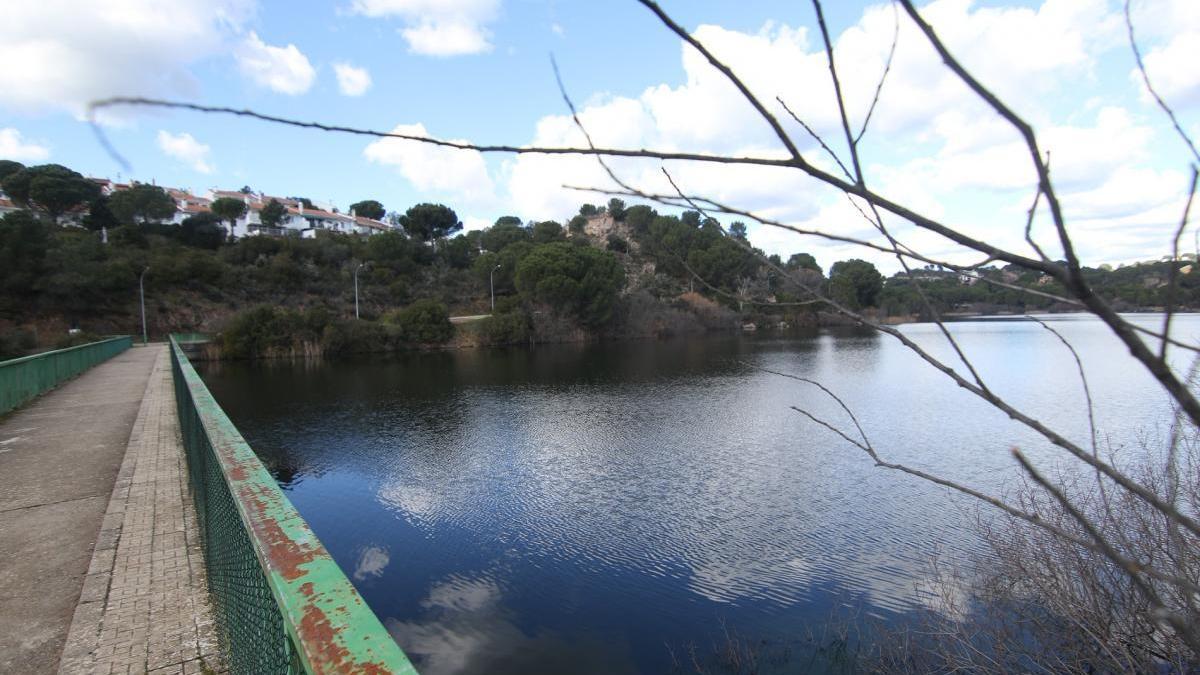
[1,0,1197,271]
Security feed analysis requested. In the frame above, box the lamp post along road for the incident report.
[139,266,149,345]
[490,264,501,313]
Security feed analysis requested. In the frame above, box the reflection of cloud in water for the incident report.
[388,574,634,675]
[688,555,816,605]
[377,483,438,527]
[353,545,390,581]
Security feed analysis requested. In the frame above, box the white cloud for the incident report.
[349,0,498,56]
[502,0,1194,270]
[0,128,50,162]
[1123,0,1200,109]
[235,32,316,95]
[156,130,214,173]
[1137,31,1200,108]
[333,62,372,96]
[0,0,253,120]
[364,123,496,207]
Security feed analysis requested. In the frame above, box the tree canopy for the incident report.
[82,197,120,232]
[260,199,287,228]
[786,253,822,275]
[829,259,883,309]
[179,213,227,249]
[0,160,24,183]
[399,203,462,241]
[210,197,247,229]
[1,164,100,222]
[607,198,627,221]
[530,220,564,244]
[350,199,385,220]
[482,220,529,252]
[108,184,177,225]
[515,242,625,326]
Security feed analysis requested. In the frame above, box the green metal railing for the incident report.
[0,336,132,415]
[169,335,417,675]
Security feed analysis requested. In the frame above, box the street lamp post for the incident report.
[490,264,501,312]
[354,262,367,319]
[139,266,149,345]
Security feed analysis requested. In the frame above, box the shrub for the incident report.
[385,299,453,344]
[514,242,625,327]
[54,331,102,349]
[480,310,530,345]
[0,329,37,360]
[606,234,629,253]
[320,319,391,355]
[220,305,302,359]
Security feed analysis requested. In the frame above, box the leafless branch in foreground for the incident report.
[89,0,1200,662]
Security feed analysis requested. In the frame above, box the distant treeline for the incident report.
[1,160,1194,359]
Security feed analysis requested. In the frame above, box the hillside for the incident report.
[1,162,1197,359]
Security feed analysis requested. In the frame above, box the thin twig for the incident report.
[1160,167,1199,362]
[1123,0,1200,164]
[854,1,901,145]
[812,0,865,184]
[777,96,854,182]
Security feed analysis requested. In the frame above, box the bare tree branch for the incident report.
[1012,449,1200,653]
[854,1,901,146]
[812,0,865,184]
[1161,167,1199,362]
[1123,0,1200,164]
[897,0,1200,432]
[634,0,805,163]
[776,96,854,182]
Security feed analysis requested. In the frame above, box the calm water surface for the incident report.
[198,314,1196,674]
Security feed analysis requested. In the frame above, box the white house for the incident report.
[79,179,394,239]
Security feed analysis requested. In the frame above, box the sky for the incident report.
[1,0,1197,273]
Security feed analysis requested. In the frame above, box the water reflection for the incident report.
[197,314,1195,674]
[389,573,636,675]
[353,545,391,581]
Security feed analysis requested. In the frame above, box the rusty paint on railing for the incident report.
[169,335,417,674]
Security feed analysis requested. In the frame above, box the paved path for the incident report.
[449,314,491,324]
[0,345,219,674]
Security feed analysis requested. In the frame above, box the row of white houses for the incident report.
[0,178,395,238]
[151,186,391,238]
[128,183,392,238]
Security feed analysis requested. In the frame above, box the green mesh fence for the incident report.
[169,336,418,675]
[0,336,132,415]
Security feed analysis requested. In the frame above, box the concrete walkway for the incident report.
[0,344,219,674]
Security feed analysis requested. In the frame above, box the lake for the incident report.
[197,313,1195,674]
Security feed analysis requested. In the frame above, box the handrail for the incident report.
[0,336,132,415]
[169,335,417,674]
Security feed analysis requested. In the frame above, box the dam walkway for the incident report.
[0,344,220,674]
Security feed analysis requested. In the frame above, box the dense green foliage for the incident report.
[0,160,25,183]
[179,213,228,250]
[515,242,625,327]
[108,184,177,225]
[399,203,462,241]
[349,199,385,220]
[210,197,247,229]
[2,164,100,222]
[2,159,1196,359]
[829,259,884,310]
[260,199,286,228]
[384,299,453,344]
